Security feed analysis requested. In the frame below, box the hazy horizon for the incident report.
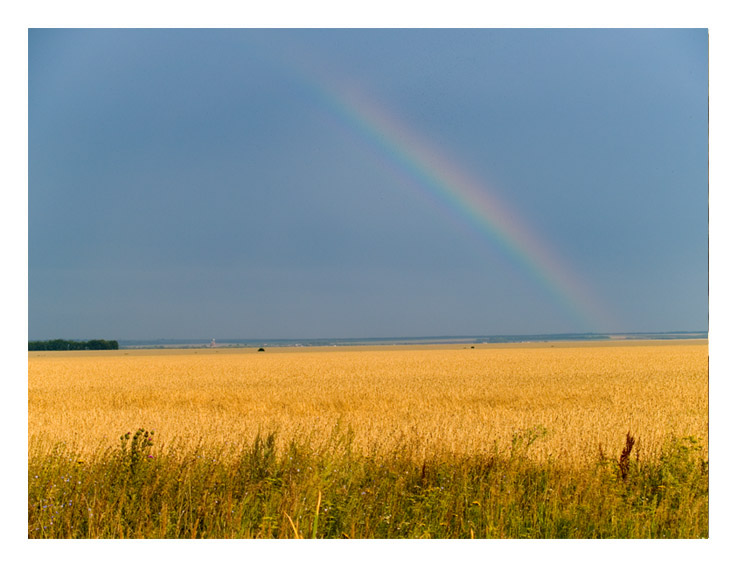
[30,330,709,344]
[29,29,708,340]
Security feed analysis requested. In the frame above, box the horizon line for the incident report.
[28,330,707,343]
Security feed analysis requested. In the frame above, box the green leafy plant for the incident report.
[119,428,155,473]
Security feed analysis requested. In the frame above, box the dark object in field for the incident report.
[258,347,265,352]
[619,431,636,480]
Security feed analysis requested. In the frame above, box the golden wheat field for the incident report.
[28,340,708,464]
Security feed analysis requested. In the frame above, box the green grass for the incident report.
[28,428,708,539]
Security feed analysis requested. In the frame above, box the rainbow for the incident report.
[280,54,612,331]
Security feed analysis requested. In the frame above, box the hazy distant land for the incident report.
[115,331,707,350]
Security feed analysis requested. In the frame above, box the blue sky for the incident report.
[28,28,708,340]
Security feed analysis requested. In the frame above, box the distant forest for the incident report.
[29,339,119,351]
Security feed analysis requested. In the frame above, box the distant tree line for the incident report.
[29,339,119,351]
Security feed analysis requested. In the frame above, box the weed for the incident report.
[619,432,636,481]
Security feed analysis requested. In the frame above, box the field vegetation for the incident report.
[28,340,708,538]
